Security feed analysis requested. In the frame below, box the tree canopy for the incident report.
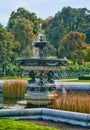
[0,26,20,74]
[42,6,90,48]
[7,7,41,34]
[0,6,90,74]
[12,18,35,57]
[58,31,88,63]
[7,8,42,57]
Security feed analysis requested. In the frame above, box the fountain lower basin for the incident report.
[25,82,57,106]
[55,81,90,91]
[1,80,90,93]
[0,108,90,127]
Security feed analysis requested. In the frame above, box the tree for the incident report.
[42,6,90,50]
[0,26,20,75]
[7,7,43,58]
[83,13,90,44]
[11,18,36,57]
[58,31,89,63]
[0,24,3,28]
[42,44,56,57]
[85,46,90,61]
[7,7,41,34]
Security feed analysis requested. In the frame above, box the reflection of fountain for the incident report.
[15,27,68,107]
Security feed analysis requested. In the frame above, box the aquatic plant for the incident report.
[3,80,27,100]
[53,91,90,114]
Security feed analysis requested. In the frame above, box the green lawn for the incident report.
[58,78,90,82]
[0,119,59,130]
[66,79,90,82]
[1,76,90,82]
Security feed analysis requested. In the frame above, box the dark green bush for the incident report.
[78,76,90,80]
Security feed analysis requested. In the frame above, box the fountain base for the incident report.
[24,81,58,107]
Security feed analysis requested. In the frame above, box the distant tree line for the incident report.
[0,6,90,75]
[42,6,90,63]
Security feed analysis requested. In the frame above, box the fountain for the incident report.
[0,27,90,128]
[15,26,68,107]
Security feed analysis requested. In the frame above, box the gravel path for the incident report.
[22,119,90,130]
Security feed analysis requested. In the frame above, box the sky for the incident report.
[0,0,90,26]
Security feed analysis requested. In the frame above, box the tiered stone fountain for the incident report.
[0,28,90,128]
[15,28,68,107]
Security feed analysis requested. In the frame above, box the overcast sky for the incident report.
[0,0,90,26]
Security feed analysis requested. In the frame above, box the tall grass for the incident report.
[53,91,90,114]
[3,80,27,100]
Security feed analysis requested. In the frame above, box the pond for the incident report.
[0,80,90,112]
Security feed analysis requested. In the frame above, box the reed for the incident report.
[53,91,90,114]
[3,80,27,100]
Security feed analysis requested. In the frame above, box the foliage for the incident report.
[0,26,20,63]
[53,92,90,114]
[78,76,90,80]
[0,6,90,73]
[6,65,24,76]
[11,18,36,57]
[0,23,3,28]
[0,26,20,75]
[58,31,88,63]
[84,46,90,61]
[43,6,90,49]
[0,119,59,130]
[7,7,41,34]
[43,44,56,57]
[6,7,42,58]
[67,61,90,72]
[58,61,90,78]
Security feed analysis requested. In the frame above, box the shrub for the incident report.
[78,76,90,80]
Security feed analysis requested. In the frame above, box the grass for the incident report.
[1,75,90,82]
[57,79,90,82]
[53,91,90,114]
[0,76,29,80]
[3,80,27,100]
[67,79,90,82]
[0,119,59,130]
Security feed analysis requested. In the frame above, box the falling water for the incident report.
[33,47,39,58]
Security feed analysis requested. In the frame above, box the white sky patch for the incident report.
[0,0,90,26]
[0,14,9,26]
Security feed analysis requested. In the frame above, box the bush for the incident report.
[7,65,24,76]
[78,76,90,80]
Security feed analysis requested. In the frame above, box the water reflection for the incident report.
[3,98,21,105]
[0,89,90,110]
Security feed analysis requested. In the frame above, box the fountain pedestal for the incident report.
[25,82,57,106]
